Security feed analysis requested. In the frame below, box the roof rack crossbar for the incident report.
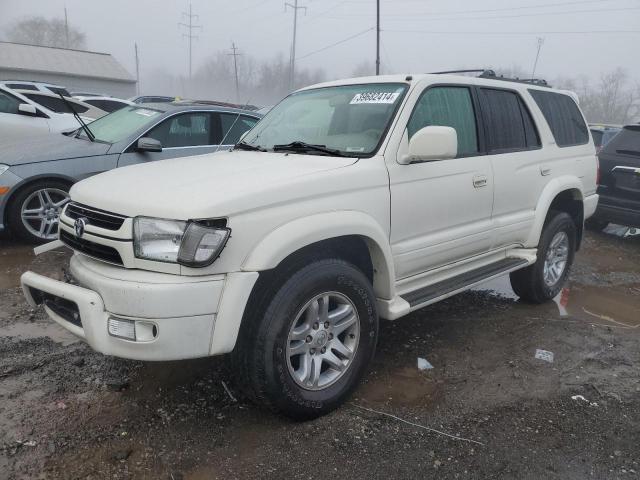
[430,69,551,88]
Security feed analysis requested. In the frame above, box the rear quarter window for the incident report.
[529,89,589,147]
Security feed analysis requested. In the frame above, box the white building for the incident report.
[0,42,136,98]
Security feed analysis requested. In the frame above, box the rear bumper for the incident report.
[21,254,258,361]
[583,193,599,220]
[593,202,640,229]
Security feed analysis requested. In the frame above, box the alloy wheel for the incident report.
[20,188,70,241]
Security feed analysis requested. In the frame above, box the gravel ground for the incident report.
[1,227,639,480]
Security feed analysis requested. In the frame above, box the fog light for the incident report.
[108,317,158,342]
[108,317,136,340]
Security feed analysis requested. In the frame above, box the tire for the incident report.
[585,217,608,232]
[8,180,70,244]
[233,258,378,420]
[510,211,576,304]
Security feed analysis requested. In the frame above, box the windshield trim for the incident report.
[249,82,410,159]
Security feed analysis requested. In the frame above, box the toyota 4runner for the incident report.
[21,73,599,419]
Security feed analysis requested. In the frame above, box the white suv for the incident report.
[21,73,598,419]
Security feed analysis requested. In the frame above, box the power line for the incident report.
[383,29,640,35]
[179,2,202,81]
[285,0,307,90]
[296,27,374,61]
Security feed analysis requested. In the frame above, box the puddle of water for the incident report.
[0,242,35,289]
[355,366,437,407]
[0,321,79,345]
[476,275,640,328]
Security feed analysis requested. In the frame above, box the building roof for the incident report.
[0,42,136,83]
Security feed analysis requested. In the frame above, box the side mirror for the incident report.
[18,103,38,117]
[136,137,162,153]
[400,126,458,164]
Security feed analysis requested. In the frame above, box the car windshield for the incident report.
[241,83,408,157]
[76,106,163,143]
[604,126,640,156]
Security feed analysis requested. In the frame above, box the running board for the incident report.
[401,258,528,308]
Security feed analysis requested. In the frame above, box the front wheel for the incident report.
[510,211,576,303]
[234,259,378,420]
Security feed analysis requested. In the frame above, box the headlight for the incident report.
[0,164,9,176]
[133,217,230,267]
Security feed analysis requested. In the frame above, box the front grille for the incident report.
[65,202,126,231]
[29,288,82,327]
[60,230,124,265]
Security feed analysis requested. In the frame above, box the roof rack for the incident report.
[431,69,551,87]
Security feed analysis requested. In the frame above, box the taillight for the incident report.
[595,156,600,186]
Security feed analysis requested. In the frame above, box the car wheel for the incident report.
[585,217,608,232]
[234,258,378,420]
[510,211,576,303]
[8,180,70,244]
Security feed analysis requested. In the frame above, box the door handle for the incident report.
[473,175,488,188]
[540,165,551,176]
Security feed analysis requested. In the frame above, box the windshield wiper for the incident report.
[234,141,267,152]
[57,93,95,142]
[272,141,349,157]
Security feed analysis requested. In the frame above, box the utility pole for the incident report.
[285,0,307,90]
[64,7,69,48]
[134,42,140,95]
[179,3,202,81]
[531,37,545,79]
[376,0,380,75]
[228,42,242,102]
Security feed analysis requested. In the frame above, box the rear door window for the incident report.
[529,89,589,147]
[478,88,540,153]
[408,86,479,157]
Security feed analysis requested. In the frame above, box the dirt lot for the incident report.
[1,227,639,480]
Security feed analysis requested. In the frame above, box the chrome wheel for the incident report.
[543,231,569,287]
[20,188,69,241]
[286,292,360,391]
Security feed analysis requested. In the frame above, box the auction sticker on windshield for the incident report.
[134,109,159,117]
[350,92,400,105]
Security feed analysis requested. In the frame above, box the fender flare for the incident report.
[241,210,396,299]
[525,176,584,247]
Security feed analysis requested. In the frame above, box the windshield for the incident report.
[242,83,408,156]
[77,106,162,143]
[604,126,640,156]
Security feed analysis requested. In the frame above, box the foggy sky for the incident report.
[1,0,638,89]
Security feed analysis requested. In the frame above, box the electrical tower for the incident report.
[228,42,242,102]
[285,0,307,90]
[179,3,202,81]
[376,0,380,75]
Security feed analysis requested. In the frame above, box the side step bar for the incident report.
[401,258,528,307]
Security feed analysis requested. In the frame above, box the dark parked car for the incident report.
[0,103,261,243]
[588,125,640,230]
[589,124,621,154]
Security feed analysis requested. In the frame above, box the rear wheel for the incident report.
[510,211,576,303]
[234,258,378,420]
[8,180,70,244]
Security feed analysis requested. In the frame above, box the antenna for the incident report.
[531,37,545,80]
[179,2,202,82]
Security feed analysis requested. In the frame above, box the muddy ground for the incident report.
[1,227,639,480]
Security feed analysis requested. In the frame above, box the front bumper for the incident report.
[21,253,258,361]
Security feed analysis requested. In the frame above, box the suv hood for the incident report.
[0,133,111,167]
[71,151,358,219]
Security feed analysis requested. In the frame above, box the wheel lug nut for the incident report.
[324,321,330,329]
[329,333,333,340]
[349,333,355,339]
[305,335,312,343]
[321,347,326,354]
[310,348,316,354]
[313,322,319,330]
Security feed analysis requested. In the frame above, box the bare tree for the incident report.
[6,16,87,50]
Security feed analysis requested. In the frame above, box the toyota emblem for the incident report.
[74,217,87,238]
